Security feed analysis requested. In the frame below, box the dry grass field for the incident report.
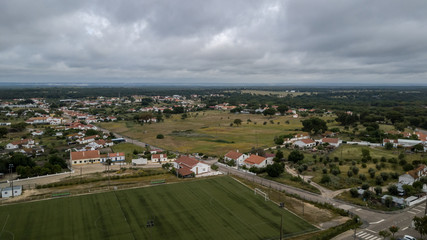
[98,111,327,155]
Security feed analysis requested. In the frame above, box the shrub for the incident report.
[156,134,164,139]
[361,183,370,190]
[321,175,331,184]
[350,188,359,198]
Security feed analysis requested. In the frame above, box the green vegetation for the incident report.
[0,177,316,240]
[99,111,306,156]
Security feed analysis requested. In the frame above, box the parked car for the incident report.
[402,235,416,240]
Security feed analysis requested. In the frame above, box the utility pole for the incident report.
[9,164,14,198]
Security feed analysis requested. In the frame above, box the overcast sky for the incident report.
[1,0,427,85]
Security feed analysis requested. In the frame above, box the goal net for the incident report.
[254,188,269,201]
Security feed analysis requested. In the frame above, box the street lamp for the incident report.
[353,218,359,240]
[9,164,14,198]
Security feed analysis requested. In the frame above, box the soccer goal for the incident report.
[254,188,269,201]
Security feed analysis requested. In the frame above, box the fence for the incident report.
[7,170,74,184]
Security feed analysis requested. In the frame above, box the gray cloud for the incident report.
[0,0,426,85]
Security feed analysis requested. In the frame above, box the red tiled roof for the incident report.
[301,139,315,144]
[178,166,193,176]
[225,151,243,160]
[152,154,166,159]
[175,155,199,168]
[70,150,100,161]
[244,155,266,165]
[322,138,339,144]
[108,152,125,157]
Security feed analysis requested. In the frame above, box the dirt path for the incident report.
[285,165,349,199]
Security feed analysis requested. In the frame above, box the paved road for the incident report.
[217,165,423,240]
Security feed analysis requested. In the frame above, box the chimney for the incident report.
[236,149,239,153]
[256,152,258,156]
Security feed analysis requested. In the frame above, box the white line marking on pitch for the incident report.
[369,219,384,224]
[402,227,408,231]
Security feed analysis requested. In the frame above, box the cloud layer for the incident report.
[1,0,427,85]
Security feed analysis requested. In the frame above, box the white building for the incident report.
[151,154,168,163]
[294,139,316,148]
[174,156,211,176]
[243,154,271,168]
[1,186,22,198]
[224,150,248,166]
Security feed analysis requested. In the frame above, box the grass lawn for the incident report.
[0,176,316,240]
[98,110,333,156]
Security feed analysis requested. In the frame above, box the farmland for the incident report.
[0,176,316,240]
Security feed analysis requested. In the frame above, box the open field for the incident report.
[0,176,316,240]
[98,111,336,155]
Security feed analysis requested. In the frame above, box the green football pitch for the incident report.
[0,176,317,240]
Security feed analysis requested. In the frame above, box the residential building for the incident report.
[174,156,210,177]
[70,150,101,165]
[224,150,248,166]
[398,165,427,185]
[294,139,316,148]
[243,155,271,168]
[320,138,341,147]
[151,154,168,163]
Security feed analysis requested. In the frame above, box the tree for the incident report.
[233,119,242,126]
[378,230,391,239]
[374,186,382,195]
[388,226,399,238]
[414,143,424,153]
[263,108,276,117]
[156,134,164,139]
[277,105,288,116]
[387,185,398,195]
[85,129,99,136]
[0,127,8,138]
[10,122,27,132]
[301,117,328,134]
[413,216,427,239]
[361,148,371,162]
[384,142,394,150]
[288,150,304,163]
[48,155,67,168]
[266,162,284,177]
[273,149,284,162]
[350,188,359,198]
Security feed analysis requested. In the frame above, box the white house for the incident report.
[151,154,168,163]
[76,135,98,144]
[243,154,271,168]
[294,139,316,148]
[398,165,427,185]
[320,138,341,147]
[224,150,248,166]
[107,152,125,163]
[1,185,22,198]
[31,130,44,136]
[6,139,35,149]
[174,156,210,176]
